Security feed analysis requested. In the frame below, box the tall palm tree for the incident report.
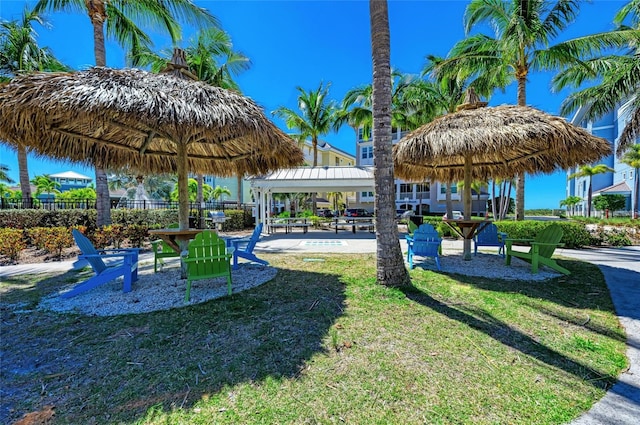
[620,144,640,218]
[335,70,425,140]
[0,6,68,208]
[553,1,640,157]
[273,82,336,214]
[568,164,616,217]
[369,0,410,287]
[433,0,634,220]
[35,0,218,227]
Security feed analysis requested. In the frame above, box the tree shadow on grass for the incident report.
[0,265,346,424]
[398,283,633,396]
[443,258,627,343]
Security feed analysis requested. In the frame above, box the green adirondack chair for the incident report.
[182,230,232,302]
[151,223,180,272]
[505,224,570,275]
[407,220,419,235]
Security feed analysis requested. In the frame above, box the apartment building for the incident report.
[566,100,637,216]
[355,128,488,216]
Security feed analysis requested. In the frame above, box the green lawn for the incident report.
[0,254,627,424]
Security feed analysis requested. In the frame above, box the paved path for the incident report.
[556,246,640,425]
[1,235,638,424]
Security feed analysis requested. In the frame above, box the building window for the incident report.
[623,172,626,180]
[440,184,458,194]
[400,183,413,193]
[361,146,373,159]
[361,191,374,197]
[335,157,340,166]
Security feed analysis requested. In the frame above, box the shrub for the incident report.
[125,224,149,248]
[495,220,592,249]
[40,227,74,258]
[0,228,26,261]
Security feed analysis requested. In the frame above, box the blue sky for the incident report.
[0,0,627,209]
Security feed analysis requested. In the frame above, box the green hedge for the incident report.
[0,208,253,232]
[494,220,592,249]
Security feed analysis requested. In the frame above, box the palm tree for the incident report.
[568,164,616,217]
[559,195,582,217]
[369,0,410,287]
[0,6,68,209]
[433,0,635,221]
[326,191,344,214]
[31,174,60,199]
[0,164,14,184]
[553,1,640,157]
[273,82,337,214]
[210,185,231,202]
[620,144,640,218]
[132,26,250,213]
[35,0,218,227]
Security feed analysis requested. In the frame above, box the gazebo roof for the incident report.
[250,166,374,193]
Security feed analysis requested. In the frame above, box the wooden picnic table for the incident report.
[442,219,492,240]
[149,228,204,253]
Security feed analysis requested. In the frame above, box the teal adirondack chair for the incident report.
[151,223,180,272]
[63,229,139,298]
[474,223,508,258]
[505,224,570,275]
[406,223,443,270]
[229,223,268,269]
[183,230,232,302]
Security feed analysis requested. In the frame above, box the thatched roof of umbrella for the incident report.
[393,104,612,183]
[0,67,304,176]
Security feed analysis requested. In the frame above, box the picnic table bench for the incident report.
[330,217,375,234]
[268,218,310,234]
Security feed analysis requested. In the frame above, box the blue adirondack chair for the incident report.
[63,229,139,298]
[150,223,180,272]
[473,223,508,258]
[183,230,232,302]
[406,223,443,270]
[229,223,268,270]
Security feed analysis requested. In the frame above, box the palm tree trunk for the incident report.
[445,183,453,218]
[491,180,497,220]
[236,175,242,209]
[312,138,318,215]
[370,0,409,287]
[634,168,639,219]
[587,177,593,217]
[89,0,111,226]
[515,74,527,221]
[17,145,32,208]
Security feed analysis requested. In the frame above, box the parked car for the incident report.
[317,209,334,218]
[344,208,372,217]
[442,210,463,220]
[396,209,414,219]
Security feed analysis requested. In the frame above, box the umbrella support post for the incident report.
[462,231,472,261]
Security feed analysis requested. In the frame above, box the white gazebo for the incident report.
[249,166,375,228]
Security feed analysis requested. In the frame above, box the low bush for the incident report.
[0,228,26,261]
[495,221,592,248]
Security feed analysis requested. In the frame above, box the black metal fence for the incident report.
[0,197,252,213]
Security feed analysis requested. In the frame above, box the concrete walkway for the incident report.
[556,246,640,425]
[1,233,638,424]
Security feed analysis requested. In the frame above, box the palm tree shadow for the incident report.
[399,284,627,392]
[1,266,347,424]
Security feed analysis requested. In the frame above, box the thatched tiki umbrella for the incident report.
[0,66,303,232]
[394,103,611,261]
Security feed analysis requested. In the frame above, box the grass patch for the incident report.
[0,253,627,424]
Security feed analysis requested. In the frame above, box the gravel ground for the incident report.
[411,251,560,281]
[38,261,277,317]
